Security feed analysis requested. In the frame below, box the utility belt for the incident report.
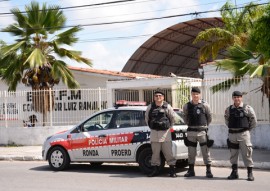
[184,128,214,148]
[150,126,169,131]
[229,128,248,134]
[227,139,239,149]
[187,127,208,132]
[150,121,170,131]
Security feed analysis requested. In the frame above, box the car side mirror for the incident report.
[71,126,82,133]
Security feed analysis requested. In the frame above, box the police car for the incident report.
[42,100,190,174]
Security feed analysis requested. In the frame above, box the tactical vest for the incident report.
[228,104,249,129]
[187,102,207,126]
[148,102,170,130]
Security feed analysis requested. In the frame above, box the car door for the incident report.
[107,110,149,161]
[171,111,189,157]
[70,111,114,161]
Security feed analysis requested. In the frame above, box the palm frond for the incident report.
[210,78,242,93]
[194,28,234,44]
[1,41,26,57]
[1,24,25,36]
[194,28,234,62]
[55,26,82,45]
[215,59,251,77]
[52,41,91,65]
[23,48,46,68]
[249,65,264,78]
[51,60,80,89]
[0,57,23,91]
[227,45,255,61]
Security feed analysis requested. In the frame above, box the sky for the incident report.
[0,0,268,72]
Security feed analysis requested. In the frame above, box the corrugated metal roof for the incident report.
[122,17,224,78]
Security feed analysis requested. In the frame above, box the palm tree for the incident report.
[193,2,270,99]
[0,1,92,125]
[193,2,263,63]
[211,44,269,96]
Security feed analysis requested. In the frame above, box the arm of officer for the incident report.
[167,104,175,127]
[204,102,212,125]
[145,104,151,126]
[182,103,189,125]
[247,105,257,129]
[224,107,230,127]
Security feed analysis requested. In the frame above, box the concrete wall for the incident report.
[0,124,269,150]
[0,126,72,146]
[208,124,270,150]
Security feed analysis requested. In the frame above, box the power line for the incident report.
[0,1,269,43]
[0,0,137,15]
[69,0,265,37]
[62,2,270,28]
[77,34,153,43]
[67,0,228,23]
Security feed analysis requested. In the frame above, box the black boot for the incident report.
[228,164,239,180]
[184,164,195,177]
[247,167,254,181]
[206,164,213,178]
[169,165,177,178]
[148,166,159,177]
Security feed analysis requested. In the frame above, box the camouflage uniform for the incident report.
[225,101,257,181]
[183,100,213,177]
[145,101,176,177]
[145,102,176,166]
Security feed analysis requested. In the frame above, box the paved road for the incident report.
[0,161,269,191]
[1,146,270,169]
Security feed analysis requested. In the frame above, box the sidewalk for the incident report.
[0,146,269,169]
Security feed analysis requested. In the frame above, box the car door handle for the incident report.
[98,134,107,138]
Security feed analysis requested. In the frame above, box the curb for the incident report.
[196,159,270,170]
[0,156,43,161]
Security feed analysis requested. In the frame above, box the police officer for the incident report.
[225,91,257,181]
[183,87,213,178]
[145,90,177,177]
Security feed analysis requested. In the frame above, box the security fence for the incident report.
[0,76,269,128]
[113,76,270,124]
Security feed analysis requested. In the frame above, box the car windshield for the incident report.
[174,111,185,125]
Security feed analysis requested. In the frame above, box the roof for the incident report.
[68,66,161,79]
[122,17,224,78]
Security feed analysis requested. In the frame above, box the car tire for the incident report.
[138,147,165,174]
[175,159,188,168]
[48,146,70,171]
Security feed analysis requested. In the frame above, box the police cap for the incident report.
[154,90,165,96]
[232,91,242,97]
[191,87,201,93]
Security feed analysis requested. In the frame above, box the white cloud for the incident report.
[75,42,128,71]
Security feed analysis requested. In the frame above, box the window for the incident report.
[82,111,114,131]
[174,111,185,125]
[115,110,146,128]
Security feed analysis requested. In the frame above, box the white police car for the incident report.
[42,100,190,174]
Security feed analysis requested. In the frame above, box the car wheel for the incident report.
[90,162,103,167]
[48,146,70,171]
[138,147,165,174]
[175,159,188,168]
